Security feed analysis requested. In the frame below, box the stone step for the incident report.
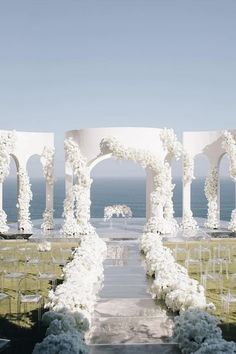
[87,316,175,345]
[88,344,181,354]
[94,298,171,318]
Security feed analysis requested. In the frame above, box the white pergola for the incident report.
[0,130,54,232]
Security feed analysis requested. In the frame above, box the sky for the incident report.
[0,0,235,178]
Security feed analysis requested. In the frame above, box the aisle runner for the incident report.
[87,238,181,354]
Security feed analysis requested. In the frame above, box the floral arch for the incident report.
[62,127,182,236]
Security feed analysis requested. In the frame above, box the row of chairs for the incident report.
[0,240,73,323]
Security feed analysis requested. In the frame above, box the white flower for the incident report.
[104,205,132,221]
[37,241,51,252]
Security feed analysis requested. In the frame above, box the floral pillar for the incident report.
[17,165,33,232]
[40,147,55,230]
[222,131,236,231]
[204,165,220,229]
[182,152,198,230]
[62,138,94,236]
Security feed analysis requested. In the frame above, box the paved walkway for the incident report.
[87,236,181,354]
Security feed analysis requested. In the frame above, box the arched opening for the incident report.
[219,153,235,221]
[191,154,210,219]
[26,155,45,220]
[3,155,18,222]
[90,157,146,220]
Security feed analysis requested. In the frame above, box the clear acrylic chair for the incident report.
[201,259,224,294]
[221,274,236,321]
[1,257,25,293]
[17,276,43,322]
[0,292,11,316]
[37,261,57,292]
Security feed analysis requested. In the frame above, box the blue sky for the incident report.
[0,0,235,177]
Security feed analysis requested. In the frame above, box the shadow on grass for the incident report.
[0,308,47,354]
[219,322,236,342]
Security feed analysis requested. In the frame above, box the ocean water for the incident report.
[2,177,235,222]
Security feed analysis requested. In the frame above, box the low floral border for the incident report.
[32,232,107,353]
[140,232,236,353]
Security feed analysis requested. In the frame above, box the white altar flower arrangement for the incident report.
[40,147,55,230]
[104,204,132,221]
[33,232,107,353]
[100,131,180,235]
[0,130,16,233]
[173,308,236,354]
[37,241,51,252]
[222,131,236,232]
[16,167,33,232]
[159,128,183,160]
[140,232,212,312]
[62,138,94,236]
[204,167,219,229]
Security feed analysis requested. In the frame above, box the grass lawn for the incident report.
[0,239,78,354]
[164,238,236,342]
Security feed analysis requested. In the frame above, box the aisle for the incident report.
[87,237,180,354]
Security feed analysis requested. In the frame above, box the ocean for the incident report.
[2,177,235,222]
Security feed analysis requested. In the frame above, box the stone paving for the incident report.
[87,237,181,354]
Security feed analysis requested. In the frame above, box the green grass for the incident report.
[0,239,78,354]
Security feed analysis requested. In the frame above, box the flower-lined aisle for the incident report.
[140,232,236,354]
[33,233,107,354]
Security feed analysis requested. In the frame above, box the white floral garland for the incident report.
[33,232,107,354]
[62,138,94,236]
[222,131,236,232]
[104,204,132,221]
[16,167,33,232]
[40,146,55,231]
[40,147,55,186]
[222,131,236,181]
[140,232,213,312]
[100,133,178,235]
[0,131,16,233]
[204,167,219,229]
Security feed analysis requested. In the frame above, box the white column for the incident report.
[146,168,154,220]
[183,180,191,216]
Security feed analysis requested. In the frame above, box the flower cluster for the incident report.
[183,151,195,186]
[104,204,132,221]
[204,167,219,229]
[140,232,212,312]
[62,138,94,236]
[173,308,236,354]
[228,209,236,232]
[33,232,107,353]
[41,209,54,231]
[40,146,55,186]
[100,132,179,235]
[16,167,33,232]
[0,130,16,183]
[222,130,236,181]
[181,210,198,230]
[37,241,51,252]
[160,128,183,160]
[0,209,9,233]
